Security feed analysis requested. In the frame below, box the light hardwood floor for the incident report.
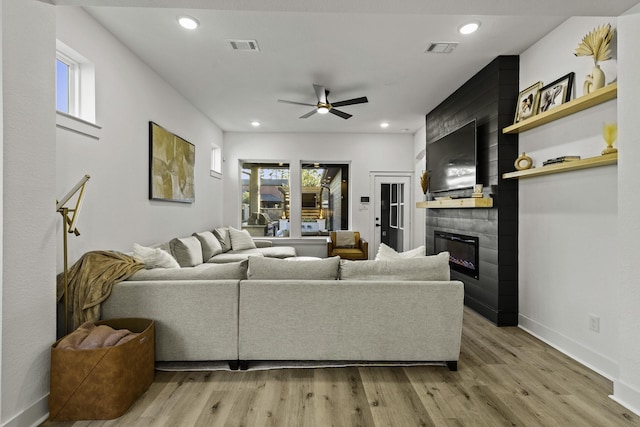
[42,307,639,426]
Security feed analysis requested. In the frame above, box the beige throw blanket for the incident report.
[56,250,144,329]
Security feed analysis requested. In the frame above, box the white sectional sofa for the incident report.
[101,250,465,371]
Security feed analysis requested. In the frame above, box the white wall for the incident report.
[614,6,640,415]
[1,1,56,426]
[56,7,225,266]
[518,17,620,378]
[222,132,415,248]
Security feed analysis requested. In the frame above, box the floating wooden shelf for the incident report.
[502,153,618,179]
[502,83,617,134]
[416,197,493,209]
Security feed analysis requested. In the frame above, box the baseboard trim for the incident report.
[2,394,49,427]
[518,313,618,381]
[611,380,640,417]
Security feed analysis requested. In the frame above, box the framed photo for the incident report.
[537,72,575,114]
[514,81,542,124]
[149,121,195,203]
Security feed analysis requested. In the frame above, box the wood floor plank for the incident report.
[40,307,640,427]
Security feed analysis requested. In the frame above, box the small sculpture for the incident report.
[514,153,533,170]
[602,122,618,155]
[574,24,615,95]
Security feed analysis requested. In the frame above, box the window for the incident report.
[210,144,222,178]
[241,162,290,237]
[300,163,349,236]
[56,58,72,114]
[56,40,101,139]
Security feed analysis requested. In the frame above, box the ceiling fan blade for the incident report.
[300,109,317,119]
[278,99,316,107]
[329,109,352,119]
[313,84,327,104]
[331,96,369,108]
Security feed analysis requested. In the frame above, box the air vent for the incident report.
[425,42,459,54]
[228,39,260,51]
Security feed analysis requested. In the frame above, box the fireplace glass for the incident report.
[434,231,479,279]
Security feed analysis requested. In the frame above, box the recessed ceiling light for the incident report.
[251,121,261,127]
[178,16,199,30]
[380,122,390,128]
[458,21,480,35]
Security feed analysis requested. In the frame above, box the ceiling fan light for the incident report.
[317,106,329,114]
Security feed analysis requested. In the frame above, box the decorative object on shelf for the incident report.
[537,72,575,113]
[542,155,581,166]
[514,81,542,123]
[420,170,429,194]
[514,152,533,170]
[149,121,195,203]
[472,184,483,198]
[56,174,91,336]
[602,122,618,155]
[574,23,615,95]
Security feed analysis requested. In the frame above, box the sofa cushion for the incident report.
[213,227,232,253]
[170,236,204,267]
[258,246,297,259]
[128,260,248,281]
[132,243,180,269]
[248,256,340,280]
[375,243,426,260]
[193,231,223,260]
[339,252,450,281]
[229,226,257,251]
[206,250,264,264]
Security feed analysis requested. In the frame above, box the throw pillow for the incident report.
[248,256,340,280]
[339,251,450,281]
[170,236,204,267]
[375,243,426,260]
[132,243,180,269]
[213,227,232,253]
[335,230,356,248]
[193,231,223,261]
[229,226,257,251]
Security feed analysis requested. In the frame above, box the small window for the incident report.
[210,144,222,178]
[55,40,101,139]
[55,58,72,114]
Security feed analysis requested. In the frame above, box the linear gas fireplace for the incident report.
[434,231,479,279]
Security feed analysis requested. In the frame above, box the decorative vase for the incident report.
[514,152,533,170]
[584,64,605,95]
[602,122,618,155]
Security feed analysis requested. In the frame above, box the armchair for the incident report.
[327,231,368,260]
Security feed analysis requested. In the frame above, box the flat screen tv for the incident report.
[426,120,477,193]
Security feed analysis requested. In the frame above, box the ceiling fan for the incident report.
[278,84,368,119]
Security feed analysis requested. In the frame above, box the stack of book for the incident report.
[542,156,581,166]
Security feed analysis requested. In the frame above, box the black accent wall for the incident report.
[425,56,519,326]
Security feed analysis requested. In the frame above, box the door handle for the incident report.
[375,224,381,227]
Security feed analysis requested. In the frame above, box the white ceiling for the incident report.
[54,0,638,134]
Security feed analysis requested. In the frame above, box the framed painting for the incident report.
[514,81,542,124]
[537,72,575,113]
[149,121,195,203]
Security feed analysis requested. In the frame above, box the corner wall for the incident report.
[517,17,620,379]
[2,1,56,426]
[614,6,640,415]
[55,7,225,265]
